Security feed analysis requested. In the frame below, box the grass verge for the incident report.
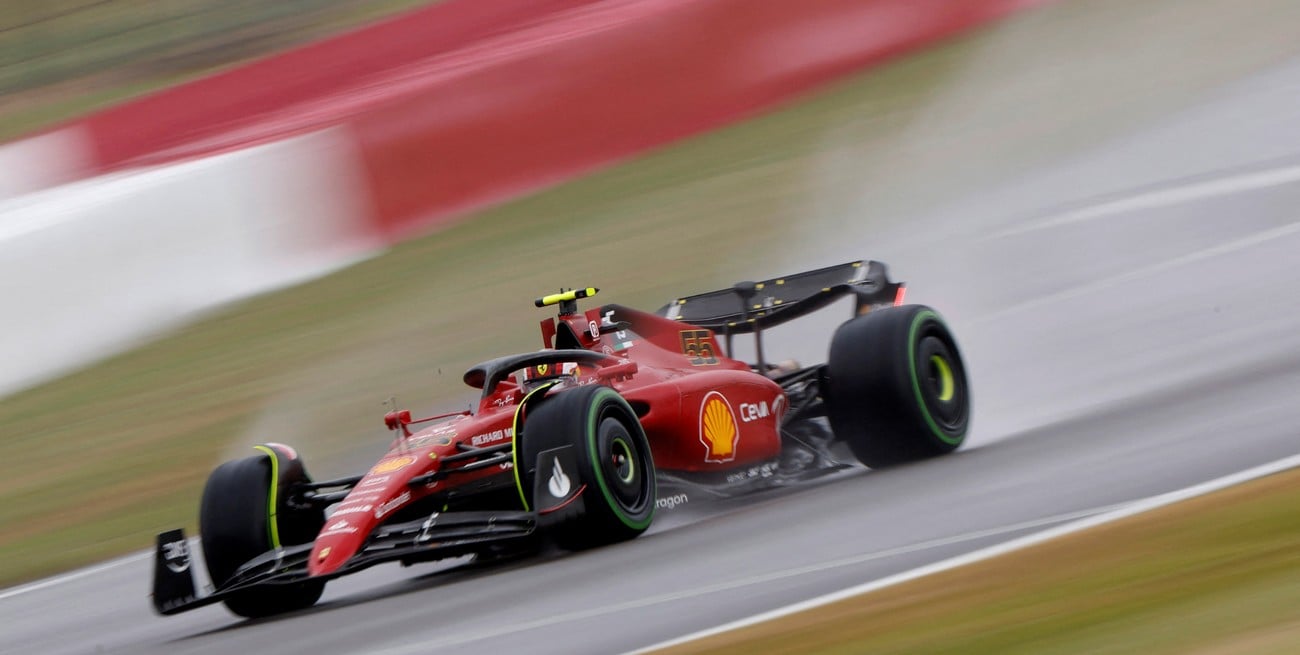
[3,0,1300,589]
[0,43,951,586]
[0,0,431,140]
[658,467,1300,655]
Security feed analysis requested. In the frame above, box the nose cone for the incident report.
[306,455,425,576]
[308,510,369,576]
[308,540,347,576]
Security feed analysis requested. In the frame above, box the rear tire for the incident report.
[520,385,656,550]
[199,446,325,618]
[825,305,969,468]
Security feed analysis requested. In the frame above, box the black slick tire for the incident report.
[198,446,325,618]
[520,385,656,550]
[825,305,970,468]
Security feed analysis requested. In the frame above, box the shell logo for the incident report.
[371,455,416,474]
[699,391,739,463]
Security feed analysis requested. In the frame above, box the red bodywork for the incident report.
[308,304,783,575]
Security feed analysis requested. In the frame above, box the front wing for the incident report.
[152,509,536,614]
[153,445,586,615]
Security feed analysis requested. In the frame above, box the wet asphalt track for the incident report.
[5,40,1300,655]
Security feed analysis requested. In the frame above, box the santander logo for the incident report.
[547,457,571,498]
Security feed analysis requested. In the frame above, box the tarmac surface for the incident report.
[3,5,1300,654]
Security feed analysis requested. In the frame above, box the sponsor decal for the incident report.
[739,401,770,423]
[547,457,572,498]
[359,475,391,487]
[603,345,615,355]
[536,364,550,376]
[374,491,410,520]
[589,320,600,339]
[499,461,514,470]
[162,540,190,574]
[407,434,453,448]
[317,547,331,563]
[726,461,779,484]
[699,391,739,462]
[324,519,359,535]
[470,427,514,447]
[656,493,689,510]
[330,504,373,517]
[342,491,383,503]
[371,455,416,474]
[772,394,785,421]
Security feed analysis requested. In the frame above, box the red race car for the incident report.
[152,260,969,618]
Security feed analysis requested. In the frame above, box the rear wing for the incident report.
[656,260,902,334]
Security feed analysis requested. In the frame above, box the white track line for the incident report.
[629,452,1300,654]
[0,551,151,602]
[6,453,1296,647]
[973,219,1300,325]
[996,162,1300,237]
[368,502,1129,654]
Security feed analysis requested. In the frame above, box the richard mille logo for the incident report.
[547,457,571,498]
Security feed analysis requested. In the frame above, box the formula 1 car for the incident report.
[152,260,969,618]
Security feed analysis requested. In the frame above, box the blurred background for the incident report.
[0,0,425,139]
[2,0,1300,652]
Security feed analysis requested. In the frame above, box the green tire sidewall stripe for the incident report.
[906,310,965,445]
[586,387,653,530]
[252,445,282,549]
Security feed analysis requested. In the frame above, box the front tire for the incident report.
[199,445,325,618]
[520,385,656,550]
[825,305,970,468]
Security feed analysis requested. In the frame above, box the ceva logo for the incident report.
[739,401,770,422]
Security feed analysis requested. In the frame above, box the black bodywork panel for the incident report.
[656,260,902,333]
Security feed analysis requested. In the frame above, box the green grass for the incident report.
[5,0,1300,592]
[0,0,1021,587]
[0,0,432,140]
[0,46,951,586]
[661,468,1300,655]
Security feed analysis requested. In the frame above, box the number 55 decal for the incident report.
[679,330,719,365]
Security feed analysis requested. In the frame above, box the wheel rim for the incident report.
[598,416,648,508]
[915,334,967,433]
[929,354,955,402]
[610,436,636,484]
